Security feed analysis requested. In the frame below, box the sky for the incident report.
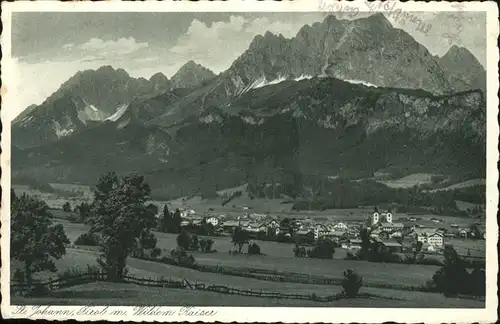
[9,11,486,118]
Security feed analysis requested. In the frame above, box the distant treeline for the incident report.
[250,177,484,216]
[12,175,83,198]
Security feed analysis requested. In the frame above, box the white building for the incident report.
[333,222,348,231]
[427,232,444,247]
[205,216,220,227]
[370,210,393,225]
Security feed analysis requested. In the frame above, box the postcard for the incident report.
[1,0,498,322]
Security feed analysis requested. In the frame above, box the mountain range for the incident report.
[11,14,486,198]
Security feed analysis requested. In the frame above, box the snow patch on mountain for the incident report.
[52,121,74,138]
[344,79,379,88]
[20,116,34,126]
[106,104,129,122]
[294,74,314,82]
[241,116,264,125]
[199,113,223,124]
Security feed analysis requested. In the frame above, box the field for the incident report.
[431,179,485,192]
[52,221,439,287]
[12,247,483,308]
[12,184,92,210]
[379,173,435,188]
[11,182,486,307]
[12,281,484,308]
[10,217,485,307]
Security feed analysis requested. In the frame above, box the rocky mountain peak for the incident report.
[170,60,216,89]
[438,45,486,91]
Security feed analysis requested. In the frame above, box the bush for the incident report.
[62,202,72,212]
[28,283,50,297]
[248,243,261,255]
[151,247,162,259]
[199,238,214,253]
[307,239,335,259]
[58,264,101,280]
[341,269,363,298]
[74,232,100,246]
[189,234,200,251]
[293,244,307,257]
[170,248,197,268]
[176,230,192,250]
[431,246,472,297]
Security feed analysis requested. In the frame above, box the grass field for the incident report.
[431,179,485,192]
[379,173,436,188]
[11,281,484,308]
[55,220,484,286]
[12,184,92,210]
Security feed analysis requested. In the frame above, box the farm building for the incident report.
[221,220,240,232]
[333,222,348,231]
[180,219,191,227]
[427,232,444,247]
[379,241,403,253]
[459,228,472,238]
[379,222,404,232]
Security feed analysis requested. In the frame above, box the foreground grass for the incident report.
[12,282,484,308]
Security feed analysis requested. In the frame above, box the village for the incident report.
[173,205,486,258]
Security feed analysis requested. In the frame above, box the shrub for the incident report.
[431,246,471,297]
[293,244,307,257]
[307,239,335,259]
[341,269,363,298]
[248,243,261,255]
[176,230,192,250]
[74,232,100,246]
[62,202,72,212]
[190,234,200,251]
[28,283,50,297]
[170,248,197,268]
[151,247,162,259]
[199,238,214,253]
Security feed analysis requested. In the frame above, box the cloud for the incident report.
[169,15,320,73]
[62,43,74,49]
[79,37,149,55]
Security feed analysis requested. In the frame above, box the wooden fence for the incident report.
[11,271,352,303]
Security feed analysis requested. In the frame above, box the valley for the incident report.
[9,11,488,309]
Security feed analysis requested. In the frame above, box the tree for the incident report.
[190,234,200,251]
[88,172,157,281]
[201,218,215,236]
[11,193,70,285]
[159,204,171,232]
[231,226,250,253]
[432,245,470,296]
[307,239,336,259]
[412,240,424,261]
[248,243,261,255]
[468,223,482,239]
[177,230,192,251]
[74,232,100,246]
[172,208,182,233]
[62,201,72,213]
[134,229,158,257]
[358,227,372,259]
[75,202,91,223]
[199,238,214,253]
[341,269,363,298]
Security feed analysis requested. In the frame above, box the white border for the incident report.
[1,1,498,322]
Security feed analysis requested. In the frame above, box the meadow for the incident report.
[12,281,484,308]
[12,247,483,308]
[53,221,440,287]
[11,181,485,307]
